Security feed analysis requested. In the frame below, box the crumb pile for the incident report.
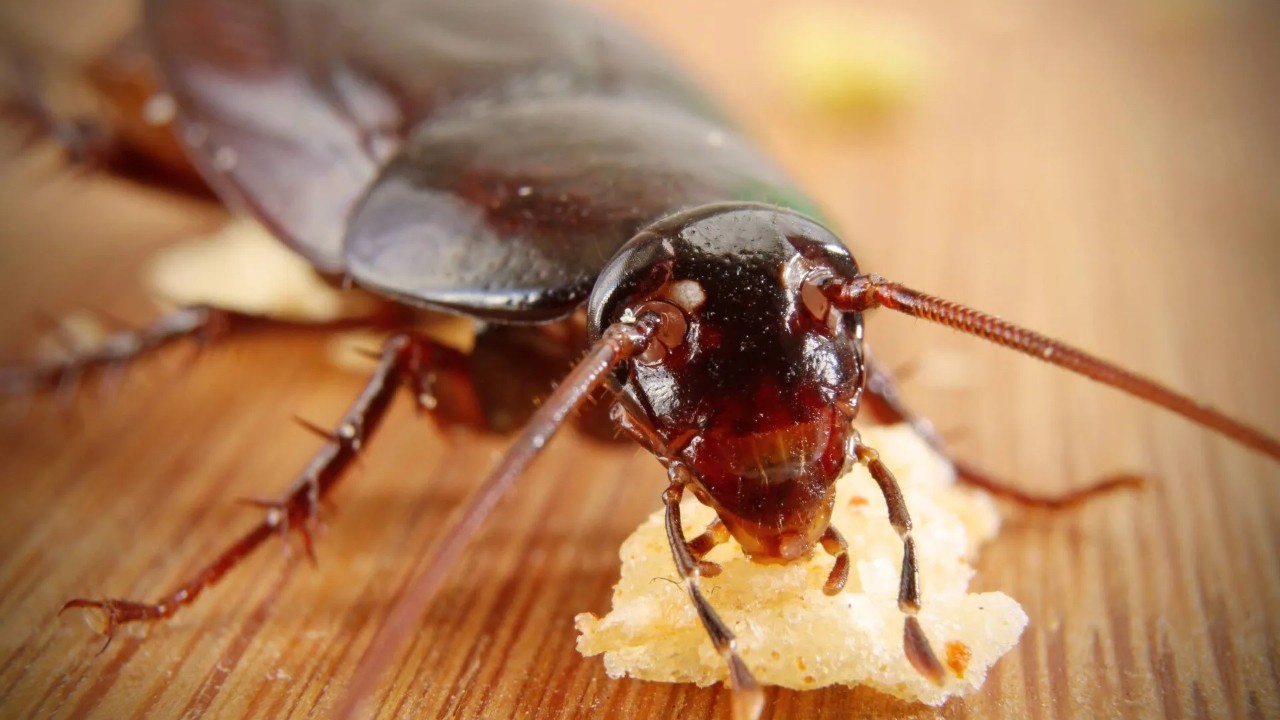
[576,424,1026,706]
[145,216,378,322]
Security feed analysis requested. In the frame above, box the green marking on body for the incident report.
[734,180,833,228]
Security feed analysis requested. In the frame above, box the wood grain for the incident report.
[1,1,1278,719]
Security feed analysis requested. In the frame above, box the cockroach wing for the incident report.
[296,0,722,130]
[342,96,810,322]
[145,0,718,276]
[146,0,380,272]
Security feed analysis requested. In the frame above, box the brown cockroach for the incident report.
[4,1,1276,718]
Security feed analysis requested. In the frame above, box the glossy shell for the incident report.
[587,204,867,559]
[146,0,821,321]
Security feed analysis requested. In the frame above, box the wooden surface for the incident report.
[1,1,1279,719]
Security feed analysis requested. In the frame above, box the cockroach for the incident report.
[7,1,1278,719]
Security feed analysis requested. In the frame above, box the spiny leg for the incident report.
[60,332,466,646]
[335,316,661,720]
[663,475,764,720]
[614,395,762,714]
[862,354,1142,509]
[2,304,406,397]
[850,430,946,683]
[3,305,222,395]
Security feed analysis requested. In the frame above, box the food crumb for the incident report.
[946,641,973,679]
[576,424,1026,706]
[36,311,108,363]
[768,8,930,126]
[145,216,380,322]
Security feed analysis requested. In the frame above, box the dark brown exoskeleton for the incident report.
[586,205,900,717]
[330,199,1280,720]
[9,1,1279,719]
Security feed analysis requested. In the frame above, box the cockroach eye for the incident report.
[665,279,706,313]
[632,300,688,365]
[800,279,830,322]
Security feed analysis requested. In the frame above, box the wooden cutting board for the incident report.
[0,1,1277,718]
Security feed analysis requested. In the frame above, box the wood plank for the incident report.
[0,1,1277,718]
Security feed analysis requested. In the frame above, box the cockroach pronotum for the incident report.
[4,1,1277,718]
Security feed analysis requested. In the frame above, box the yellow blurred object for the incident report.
[769,8,930,126]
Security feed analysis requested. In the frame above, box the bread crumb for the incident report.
[144,216,379,322]
[945,641,973,680]
[768,9,930,126]
[324,330,389,374]
[575,424,1025,706]
[35,311,108,363]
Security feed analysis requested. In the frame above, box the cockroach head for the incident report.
[587,202,864,341]
[587,202,872,562]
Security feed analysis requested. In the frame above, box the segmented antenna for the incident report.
[336,315,661,719]
[822,274,1280,461]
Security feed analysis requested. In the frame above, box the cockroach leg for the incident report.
[850,430,947,684]
[2,304,411,399]
[686,517,728,556]
[1,53,115,168]
[337,317,660,720]
[687,518,730,578]
[236,495,312,563]
[663,474,765,720]
[818,524,850,596]
[861,354,1144,508]
[613,402,725,577]
[60,332,465,644]
[949,463,1144,510]
[3,306,241,396]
